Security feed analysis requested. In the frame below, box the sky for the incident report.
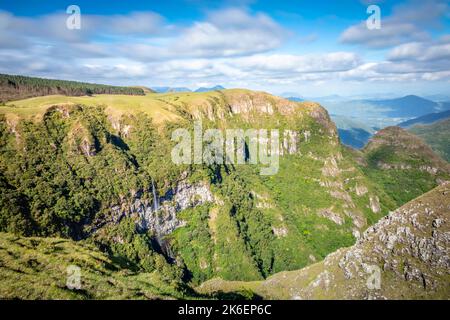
[0,0,449,97]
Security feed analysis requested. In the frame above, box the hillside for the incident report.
[0,232,192,299]
[0,74,145,103]
[197,182,450,299]
[398,110,450,128]
[360,126,450,206]
[409,118,450,162]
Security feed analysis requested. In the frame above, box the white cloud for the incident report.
[340,0,448,48]
[0,5,449,92]
[388,38,450,62]
[124,8,287,60]
[340,22,429,48]
[234,52,361,73]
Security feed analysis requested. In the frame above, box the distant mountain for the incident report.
[331,114,375,149]
[424,94,450,102]
[280,92,303,98]
[409,118,450,162]
[362,95,439,118]
[437,101,450,111]
[337,128,371,149]
[307,94,346,103]
[152,86,192,93]
[194,85,225,92]
[286,97,304,102]
[398,110,450,128]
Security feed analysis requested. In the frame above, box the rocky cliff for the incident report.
[197,182,450,299]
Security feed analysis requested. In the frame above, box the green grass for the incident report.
[0,232,192,299]
[409,118,450,162]
[0,89,263,123]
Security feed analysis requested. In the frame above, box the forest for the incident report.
[0,74,145,102]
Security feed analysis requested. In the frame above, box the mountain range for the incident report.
[151,85,226,94]
[398,110,450,128]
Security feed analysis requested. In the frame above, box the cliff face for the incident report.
[198,182,450,299]
[93,180,215,238]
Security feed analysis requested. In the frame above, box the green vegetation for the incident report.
[0,73,145,103]
[197,183,450,300]
[0,87,447,299]
[360,126,450,206]
[409,118,450,162]
[0,232,191,299]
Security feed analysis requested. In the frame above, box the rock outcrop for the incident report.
[95,180,214,238]
[197,183,450,299]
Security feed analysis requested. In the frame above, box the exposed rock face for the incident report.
[80,138,96,157]
[224,91,296,117]
[198,183,450,300]
[228,96,274,115]
[259,183,450,299]
[272,226,288,238]
[252,192,273,209]
[354,183,368,196]
[281,130,299,155]
[106,180,214,237]
[322,156,341,177]
[337,183,450,295]
[318,207,344,225]
[369,196,381,213]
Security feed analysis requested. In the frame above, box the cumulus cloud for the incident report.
[0,4,449,91]
[123,8,287,60]
[234,52,361,74]
[340,22,429,48]
[340,0,448,48]
[0,7,287,63]
[388,38,450,62]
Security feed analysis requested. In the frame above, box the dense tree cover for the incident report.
[0,73,145,102]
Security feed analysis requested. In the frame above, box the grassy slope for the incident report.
[0,89,255,122]
[361,126,450,206]
[197,183,450,300]
[0,232,192,299]
[1,93,179,123]
[409,118,450,162]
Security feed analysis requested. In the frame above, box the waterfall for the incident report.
[151,177,159,212]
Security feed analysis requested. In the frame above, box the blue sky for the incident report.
[0,0,449,96]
